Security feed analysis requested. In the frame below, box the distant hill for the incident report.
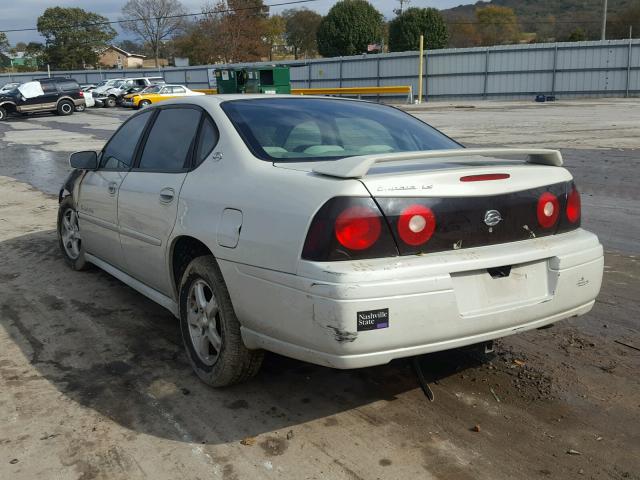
[441,0,636,41]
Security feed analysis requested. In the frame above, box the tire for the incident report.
[57,197,89,271]
[138,100,151,109]
[179,256,263,387]
[75,104,86,112]
[104,96,117,108]
[57,100,74,116]
[0,106,6,121]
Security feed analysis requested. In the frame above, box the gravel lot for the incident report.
[0,99,639,480]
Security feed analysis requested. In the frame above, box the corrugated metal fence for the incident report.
[1,39,638,101]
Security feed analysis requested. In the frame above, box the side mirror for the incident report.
[70,151,98,170]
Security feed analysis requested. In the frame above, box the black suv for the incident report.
[0,77,85,121]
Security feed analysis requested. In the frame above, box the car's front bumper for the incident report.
[220,229,603,369]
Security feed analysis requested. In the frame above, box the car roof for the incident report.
[159,94,361,107]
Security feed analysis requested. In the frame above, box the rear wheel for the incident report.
[179,256,263,387]
[57,100,74,116]
[138,99,151,109]
[0,106,6,121]
[57,197,88,271]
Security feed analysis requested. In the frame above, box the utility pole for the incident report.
[601,0,608,40]
[394,0,411,15]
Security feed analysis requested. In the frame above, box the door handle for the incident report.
[107,182,117,195]
[159,187,175,204]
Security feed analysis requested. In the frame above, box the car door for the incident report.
[19,80,58,112]
[77,110,154,268]
[117,105,204,295]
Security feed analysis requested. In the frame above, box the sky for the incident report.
[0,0,469,45]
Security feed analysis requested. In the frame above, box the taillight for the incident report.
[460,173,510,182]
[335,206,381,250]
[537,192,559,229]
[302,197,397,261]
[79,91,84,97]
[566,186,581,223]
[397,204,436,246]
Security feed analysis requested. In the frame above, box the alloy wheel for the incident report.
[187,279,222,366]
[61,209,81,259]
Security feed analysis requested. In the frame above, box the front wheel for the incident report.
[138,100,151,109]
[75,104,86,112]
[104,96,117,108]
[179,256,263,387]
[57,197,88,270]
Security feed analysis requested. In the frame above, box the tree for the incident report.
[607,4,640,40]
[0,33,9,55]
[567,27,587,42]
[24,42,46,68]
[283,8,322,59]
[121,0,187,68]
[37,7,116,69]
[476,5,521,46]
[388,7,448,52]
[118,39,145,54]
[317,0,384,57]
[174,0,269,64]
[446,15,481,48]
[264,15,286,61]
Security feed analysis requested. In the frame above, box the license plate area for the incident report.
[451,259,552,317]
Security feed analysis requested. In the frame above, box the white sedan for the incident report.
[58,96,603,386]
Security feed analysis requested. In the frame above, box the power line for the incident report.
[0,0,319,35]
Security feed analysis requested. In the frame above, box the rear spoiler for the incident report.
[311,148,563,179]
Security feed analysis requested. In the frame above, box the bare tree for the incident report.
[121,0,187,67]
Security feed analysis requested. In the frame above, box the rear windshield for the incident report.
[221,98,461,162]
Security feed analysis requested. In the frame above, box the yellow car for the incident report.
[122,85,205,109]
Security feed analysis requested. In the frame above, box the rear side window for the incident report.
[100,110,152,170]
[195,117,219,165]
[138,108,201,171]
[57,80,79,92]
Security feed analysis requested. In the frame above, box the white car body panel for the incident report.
[69,95,604,369]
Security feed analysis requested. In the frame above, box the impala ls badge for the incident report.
[484,209,502,227]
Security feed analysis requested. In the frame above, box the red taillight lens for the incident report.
[566,187,581,223]
[335,206,381,250]
[537,192,560,229]
[460,173,510,182]
[397,204,436,246]
[79,91,84,97]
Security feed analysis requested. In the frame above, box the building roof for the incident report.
[105,45,146,59]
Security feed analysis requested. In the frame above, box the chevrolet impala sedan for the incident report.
[58,96,603,386]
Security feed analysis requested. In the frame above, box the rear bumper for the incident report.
[220,229,603,369]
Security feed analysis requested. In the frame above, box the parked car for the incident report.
[93,77,165,108]
[121,84,204,109]
[76,90,95,111]
[0,77,85,121]
[0,82,20,94]
[58,96,603,387]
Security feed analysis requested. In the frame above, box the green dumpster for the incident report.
[215,66,290,94]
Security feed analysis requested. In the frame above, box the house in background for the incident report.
[7,51,38,68]
[99,45,146,69]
